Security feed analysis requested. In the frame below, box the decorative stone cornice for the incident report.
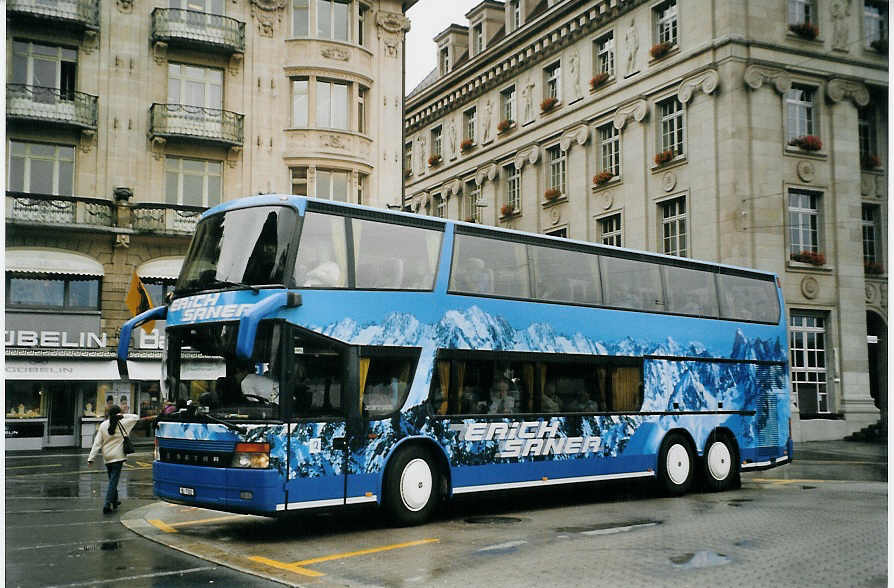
[445,178,462,197]
[612,99,648,131]
[677,68,719,103]
[475,163,499,185]
[827,78,870,107]
[743,64,791,94]
[559,124,589,151]
[376,11,411,35]
[513,145,540,169]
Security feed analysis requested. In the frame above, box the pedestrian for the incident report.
[87,404,139,514]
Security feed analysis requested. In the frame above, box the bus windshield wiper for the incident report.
[177,407,248,435]
[211,279,259,294]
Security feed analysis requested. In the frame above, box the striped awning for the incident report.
[137,257,184,280]
[6,248,104,276]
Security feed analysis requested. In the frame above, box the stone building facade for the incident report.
[403,0,888,441]
[5,0,412,448]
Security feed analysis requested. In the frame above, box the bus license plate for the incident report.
[179,487,195,497]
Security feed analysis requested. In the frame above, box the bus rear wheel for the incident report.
[385,446,438,526]
[658,433,695,496]
[702,434,741,492]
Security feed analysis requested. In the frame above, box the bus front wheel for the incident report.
[702,433,741,492]
[658,433,695,496]
[385,446,438,526]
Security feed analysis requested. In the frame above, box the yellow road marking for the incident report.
[148,519,178,533]
[136,460,152,467]
[6,463,61,470]
[751,477,827,485]
[147,514,245,533]
[249,538,440,578]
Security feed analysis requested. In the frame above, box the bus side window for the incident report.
[610,366,643,412]
[361,357,413,418]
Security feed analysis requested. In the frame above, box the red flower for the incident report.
[593,171,614,185]
[540,96,558,112]
[649,42,673,59]
[428,154,442,166]
[788,135,822,151]
[497,119,514,133]
[544,187,561,200]
[789,22,819,40]
[500,203,515,217]
[590,73,609,89]
[654,149,675,165]
[791,250,825,266]
[865,262,885,275]
[460,138,474,152]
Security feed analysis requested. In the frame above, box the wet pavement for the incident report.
[6,441,887,587]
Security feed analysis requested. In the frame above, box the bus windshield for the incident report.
[176,206,297,293]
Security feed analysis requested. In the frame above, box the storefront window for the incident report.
[131,381,163,439]
[6,382,45,418]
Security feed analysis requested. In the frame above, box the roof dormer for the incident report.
[434,24,469,76]
[465,0,505,57]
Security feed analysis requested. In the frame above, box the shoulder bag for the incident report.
[118,422,135,455]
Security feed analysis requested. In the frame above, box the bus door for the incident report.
[281,327,352,511]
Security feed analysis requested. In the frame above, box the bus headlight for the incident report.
[231,442,270,469]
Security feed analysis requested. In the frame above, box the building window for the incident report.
[440,47,450,75]
[504,163,520,212]
[599,213,622,247]
[316,169,349,201]
[864,1,888,47]
[500,85,516,124]
[547,145,566,195]
[785,85,817,143]
[358,4,367,45]
[788,189,821,258]
[292,0,309,35]
[598,123,620,177]
[510,0,521,31]
[291,167,308,196]
[357,86,367,134]
[463,107,477,143]
[170,0,224,13]
[545,227,567,238]
[291,77,309,127]
[464,180,480,222]
[6,274,100,310]
[655,1,678,46]
[404,141,413,173]
[788,0,816,25]
[658,97,685,157]
[660,196,687,257]
[168,63,222,109]
[144,278,176,308]
[473,23,483,55]
[165,157,222,207]
[858,106,878,161]
[790,312,829,414]
[316,79,349,129]
[431,126,442,158]
[318,0,350,41]
[8,141,75,196]
[544,61,561,101]
[357,173,366,204]
[434,194,446,218]
[595,33,614,77]
[862,204,881,266]
[11,41,77,99]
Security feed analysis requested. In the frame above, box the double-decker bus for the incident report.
[119,195,791,525]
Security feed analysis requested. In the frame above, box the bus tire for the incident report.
[658,432,695,496]
[702,433,741,492]
[384,446,438,526]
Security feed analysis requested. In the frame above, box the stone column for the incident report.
[560,125,590,238]
[826,78,880,434]
[514,146,539,233]
[612,99,647,249]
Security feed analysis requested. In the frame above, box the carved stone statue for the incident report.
[830,0,851,51]
[415,135,426,171]
[569,51,581,99]
[481,100,493,143]
[446,118,456,157]
[521,77,535,123]
[624,19,639,76]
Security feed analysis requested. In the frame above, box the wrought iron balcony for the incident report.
[7,0,99,30]
[151,8,245,53]
[131,203,205,234]
[7,84,98,129]
[150,103,244,146]
[6,192,112,228]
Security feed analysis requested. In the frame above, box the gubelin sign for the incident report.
[5,330,108,348]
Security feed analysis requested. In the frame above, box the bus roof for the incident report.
[203,194,779,282]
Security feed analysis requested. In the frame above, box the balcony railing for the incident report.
[151,8,245,53]
[132,203,205,234]
[150,103,244,146]
[7,0,99,30]
[7,84,98,129]
[6,192,113,227]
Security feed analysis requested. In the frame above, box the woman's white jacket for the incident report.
[87,414,139,464]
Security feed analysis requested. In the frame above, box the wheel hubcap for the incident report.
[707,441,732,481]
[399,458,432,512]
[666,443,690,486]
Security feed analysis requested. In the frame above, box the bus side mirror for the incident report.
[286,292,302,307]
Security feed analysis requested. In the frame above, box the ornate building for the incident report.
[5,0,413,449]
[404,0,888,441]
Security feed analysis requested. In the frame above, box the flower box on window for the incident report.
[865,261,885,275]
[497,119,514,134]
[464,216,476,223]
[862,154,881,169]
[788,135,822,151]
[544,187,561,201]
[428,154,442,167]
[590,73,609,90]
[654,149,675,166]
[460,138,474,153]
[791,250,826,266]
[540,96,558,113]
[870,38,888,54]
[593,171,614,185]
[500,203,516,217]
[649,42,673,60]
[789,22,819,40]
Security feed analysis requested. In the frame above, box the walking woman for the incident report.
[87,405,139,514]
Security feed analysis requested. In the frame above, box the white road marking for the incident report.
[581,522,659,536]
[477,540,528,552]
[44,567,217,587]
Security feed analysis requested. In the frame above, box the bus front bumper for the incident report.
[153,461,282,515]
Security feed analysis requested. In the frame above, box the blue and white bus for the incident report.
[119,195,791,525]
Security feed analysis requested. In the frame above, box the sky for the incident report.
[405,1,481,94]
